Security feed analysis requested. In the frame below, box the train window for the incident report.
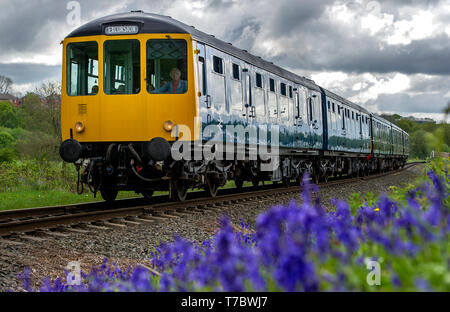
[289,86,293,98]
[269,78,275,92]
[198,56,206,95]
[342,110,346,129]
[309,98,313,122]
[280,83,287,96]
[256,73,263,88]
[352,111,354,120]
[104,40,140,95]
[332,103,335,112]
[232,63,240,80]
[146,39,188,94]
[213,56,223,74]
[67,41,99,96]
[327,101,330,110]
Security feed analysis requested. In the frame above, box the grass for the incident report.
[407,158,426,163]
[0,170,256,212]
[0,189,142,211]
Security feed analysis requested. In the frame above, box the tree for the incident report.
[410,130,430,159]
[35,81,61,140]
[0,75,13,94]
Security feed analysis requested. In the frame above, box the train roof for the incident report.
[66,11,320,91]
[320,88,371,115]
[372,114,407,134]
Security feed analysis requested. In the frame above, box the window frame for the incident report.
[213,55,224,75]
[103,39,141,95]
[280,82,287,97]
[146,38,188,95]
[269,78,276,92]
[255,72,263,89]
[232,63,240,81]
[66,41,99,97]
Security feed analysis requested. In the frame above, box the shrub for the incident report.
[0,159,77,192]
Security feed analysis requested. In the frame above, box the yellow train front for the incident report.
[60,12,200,201]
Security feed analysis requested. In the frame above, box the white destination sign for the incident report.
[105,25,139,35]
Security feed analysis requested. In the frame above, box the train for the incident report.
[59,11,409,202]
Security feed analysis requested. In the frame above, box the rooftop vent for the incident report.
[131,10,144,13]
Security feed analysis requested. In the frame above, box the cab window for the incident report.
[147,39,188,94]
[67,41,98,96]
[104,39,140,95]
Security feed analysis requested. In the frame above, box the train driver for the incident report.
[151,68,187,94]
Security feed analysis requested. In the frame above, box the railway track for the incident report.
[0,162,424,241]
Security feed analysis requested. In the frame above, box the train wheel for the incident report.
[312,172,320,185]
[282,177,291,187]
[170,179,188,201]
[100,188,118,202]
[235,178,243,189]
[142,190,154,200]
[252,177,259,187]
[206,176,218,197]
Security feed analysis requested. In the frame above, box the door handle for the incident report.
[206,95,212,109]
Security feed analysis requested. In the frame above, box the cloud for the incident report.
[0,63,60,84]
[0,0,449,120]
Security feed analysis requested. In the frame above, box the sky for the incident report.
[0,0,449,122]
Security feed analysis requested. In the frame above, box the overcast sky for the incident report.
[0,0,449,121]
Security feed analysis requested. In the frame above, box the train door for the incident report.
[359,113,364,152]
[242,66,252,125]
[195,42,212,134]
[204,46,227,127]
[293,88,301,147]
[310,92,323,149]
[306,93,315,147]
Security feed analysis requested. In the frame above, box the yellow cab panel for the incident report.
[61,33,199,143]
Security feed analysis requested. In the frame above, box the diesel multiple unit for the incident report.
[59,12,409,201]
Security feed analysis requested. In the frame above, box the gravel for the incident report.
[0,164,425,291]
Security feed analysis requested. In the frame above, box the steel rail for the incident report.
[0,162,423,237]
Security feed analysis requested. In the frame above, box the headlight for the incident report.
[75,121,85,133]
[163,120,174,132]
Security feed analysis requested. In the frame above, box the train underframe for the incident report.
[71,141,407,202]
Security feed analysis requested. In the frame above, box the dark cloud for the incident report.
[0,0,448,118]
[0,63,60,84]
[409,75,450,93]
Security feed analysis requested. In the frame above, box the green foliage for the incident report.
[0,131,14,146]
[0,130,15,162]
[0,101,12,113]
[410,130,430,159]
[0,82,63,162]
[0,159,77,192]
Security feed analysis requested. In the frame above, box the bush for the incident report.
[0,147,15,163]
[23,160,450,292]
[0,159,77,192]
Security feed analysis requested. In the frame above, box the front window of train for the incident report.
[104,39,141,95]
[67,42,99,96]
[146,39,188,94]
